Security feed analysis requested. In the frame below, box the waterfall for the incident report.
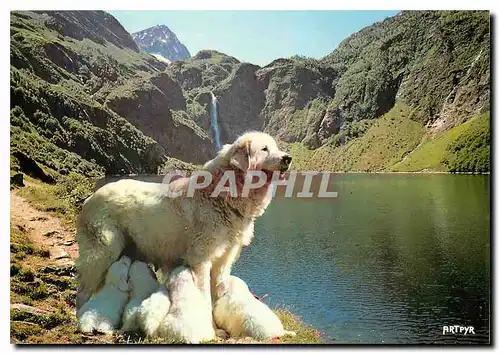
[210,92,222,151]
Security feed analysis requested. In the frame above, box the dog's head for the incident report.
[204,131,292,178]
[106,255,132,292]
[129,261,156,285]
[216,275,251,299]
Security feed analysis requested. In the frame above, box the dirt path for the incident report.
[10,191,79,263]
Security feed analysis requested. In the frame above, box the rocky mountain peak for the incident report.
[132,24,191,63]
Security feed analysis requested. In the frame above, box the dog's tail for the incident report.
[75,222,126,311]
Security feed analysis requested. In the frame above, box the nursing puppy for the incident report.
[138,284,171,338]
[213,276,296,340]
[77,256,132,334]
[157,266,215,343]
[121,261,159,332]
[75,131,292,311]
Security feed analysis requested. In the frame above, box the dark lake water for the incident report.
[232,174,490,344]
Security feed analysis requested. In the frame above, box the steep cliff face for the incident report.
[214,63,267,144]
[321,11,489,134]
[10,10,213,180]
[257,59,335,147]
[37,10,141,51]
[104,72,215,164]
[165,53,336,148]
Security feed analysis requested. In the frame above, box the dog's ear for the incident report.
[230,140,250,171]
[204,144,232,169]
[219,144,232,154]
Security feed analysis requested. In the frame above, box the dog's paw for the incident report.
[96,323,115,335]
[215,328,229,339]
[284,330,296,337]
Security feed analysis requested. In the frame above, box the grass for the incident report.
[11,224,50,261]
[274,309,324,344]
[15,171,95,226]
[283,106,489,174]
[158,157,204,174]
[391,112,490,172]
[286,103,425,172]
[326,104,424,172]
[10,221,75,325]
[171,109,210,140]
[443,112,490,173]
[282,142,316,171]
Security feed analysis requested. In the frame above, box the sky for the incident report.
[110,11,400,66]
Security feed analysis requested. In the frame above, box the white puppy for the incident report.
[138,284,171,338]
[157,266,215,343]
[77,255,132,334]
[121,261,159,332]
[213,276,296,340]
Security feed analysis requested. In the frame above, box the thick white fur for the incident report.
[213,276,296,340]
[121,261,159,332]
[75,131,291,312]
[138,284,171,338]
[77,256,132,334]
[156,266,215,343]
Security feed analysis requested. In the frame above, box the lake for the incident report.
[232,174,490,344]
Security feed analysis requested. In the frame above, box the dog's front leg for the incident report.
[191,261,220,337]
[191,261,212,307]
[210,244,242,292]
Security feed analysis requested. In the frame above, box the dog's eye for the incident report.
[261,146,268,152]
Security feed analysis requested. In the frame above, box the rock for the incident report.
[29,216,48,222]
[11,151,56,184]
[10,173,24,187]
[60,240,74,246]
[150,72,186,111]
[40,275,72,290]
[39,266,58,274]
[51,249,70,260]
[40,265,76,277]
[317,106,343,143]
[11,304,50,316]
[43,231,58,238]
[215,63,266,144]
[105,78,214,165]
[42,11,140,52]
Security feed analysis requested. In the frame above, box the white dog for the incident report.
[138,284,171,338]
[213,276,296,340]
[157,266,215,343]
[75,131,292,311]
[121,261,159,332]
[77,255,132,334]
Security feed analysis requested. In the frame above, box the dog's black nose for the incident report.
[281,154,292,166]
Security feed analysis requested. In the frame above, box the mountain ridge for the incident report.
[10,10,490,182]
[132,24,191,63]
